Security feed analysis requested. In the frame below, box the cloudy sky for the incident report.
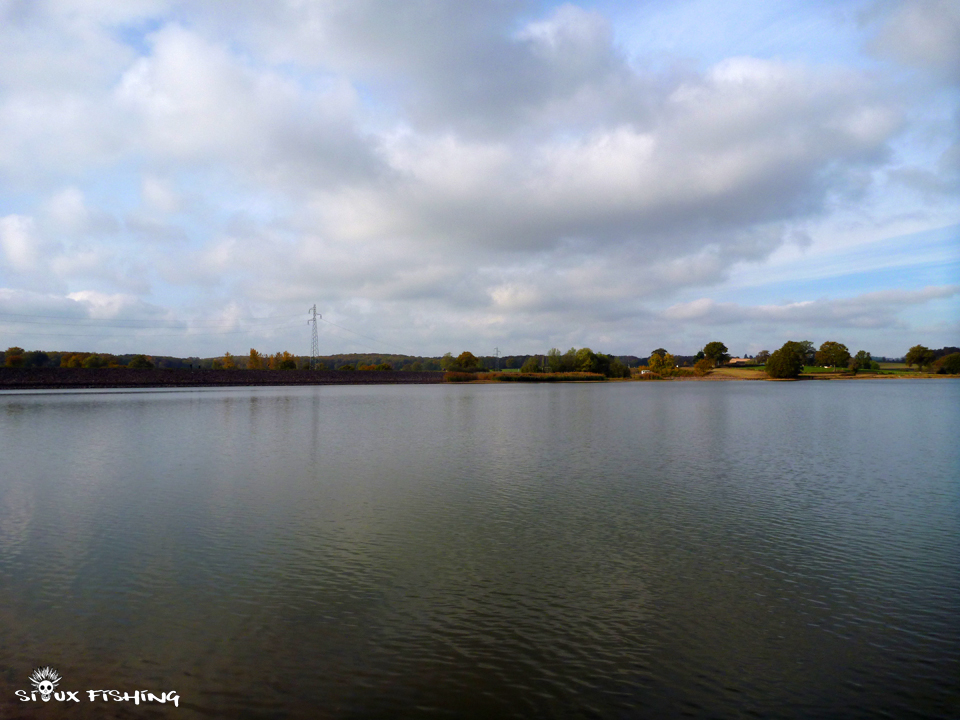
[0,0,957,359]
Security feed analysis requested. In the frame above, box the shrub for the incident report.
[693,358,713,376]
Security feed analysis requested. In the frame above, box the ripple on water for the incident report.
[0,381,957,718]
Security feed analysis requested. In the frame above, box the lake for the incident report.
[1,380,957,718]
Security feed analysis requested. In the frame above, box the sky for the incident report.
[0,0,957,359]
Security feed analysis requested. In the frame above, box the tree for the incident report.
[934,352,960,374]
[607,356,630,378]
[440,352,457,371]
[815,341,850,368]
[455,351,479,370]
[24,351,50,367]
[778,341,815,368]
[221,351,236,370]
[702,341,729,367]
[651,348,667,360]
[765,342,804,379]
[128,355,154,369]
[278,351,297,370]
[82,354,106,369]
[755,350,770,365]
[4,346,25,367]
[575,348,600,373]
[797,341,816,364]
[905,345,936,371]
[648,353,665,373]
[848,350,872,373]
[248,349,263,370]
[520,356,541,373]
[694,358,713,376]
[547,348,563,373]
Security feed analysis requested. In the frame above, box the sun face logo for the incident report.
[29,667,61,702]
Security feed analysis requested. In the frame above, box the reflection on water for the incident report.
[0,381,958,718]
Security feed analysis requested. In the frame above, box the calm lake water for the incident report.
[0,380,958,719]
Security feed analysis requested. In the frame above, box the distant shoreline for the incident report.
[0,367,444,390]
[1,366,948,390]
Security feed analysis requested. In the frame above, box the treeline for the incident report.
[0,347,443,372]
[1,348,169,369]
[760,341,960,378]
[439,348,632,378]
[4,342,958,377]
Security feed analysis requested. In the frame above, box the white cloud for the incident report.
[0,215,42,272]
[0,1,955,357]
[869,0,960,83]
[664,285,960,329]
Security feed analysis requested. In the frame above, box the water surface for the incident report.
[1,381,957,718]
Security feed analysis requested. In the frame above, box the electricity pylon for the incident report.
[308,305,320,369]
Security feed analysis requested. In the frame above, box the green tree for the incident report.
[520,356,541,373]
[128,355,154,369]
[547,348,563,373]
[702,341,729,367]
[607,356,630,378]
[765,342,804,379]
[82,354,106,369]
[23,351,50,367]
[4,346,25,367]
[440,352,456,371]
[905,345,936,371]
[755,350,770,364]
[278,351,297,370]
[815,341,850,368]
[575,348,599,373]
[934,352,960,374]
[848,350,872,373]
[778,341,815,368]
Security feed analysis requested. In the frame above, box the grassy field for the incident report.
[708,367,768,379]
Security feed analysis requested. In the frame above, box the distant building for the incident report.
[727,358,751,365]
